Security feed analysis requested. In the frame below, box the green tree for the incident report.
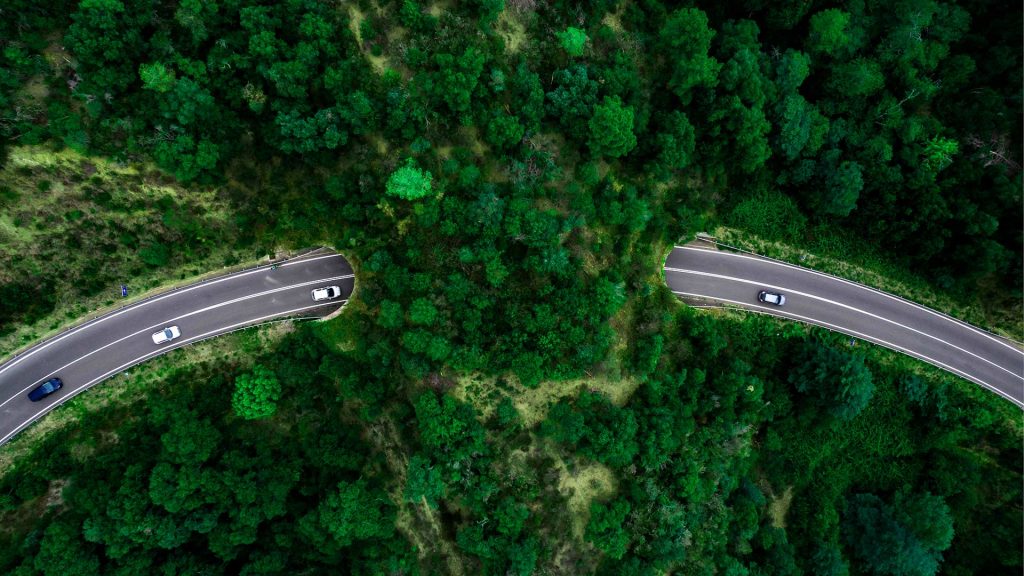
[404,455,445,508]
[408,297,438,325]
[775,94,829,161]
[377,299,404,329]
[161,415,221,465]
[790,342,874,421]
[659,8,720,104]
[807,9,852,55]
[843,490,954,576]
[828,59,885,97]
[652,111,696,175]
[34,520,101,576]
[153,134,220,182]
[485,111,525,150]
[546,65,598,141]
[775,49,811,93]
[812,543,851,576]
[588,96,637,158]
[139,62,175,92]
[922,136,958,172]
[232,364,282,420]
[432,46,486,115]
[822,160,864,217]
[317,480,394,546]
[586,499,631,559]
[557,27,588,57]
[386,160,434,200]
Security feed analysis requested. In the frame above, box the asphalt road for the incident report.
[665,244,1024,408]
[0,249,354,446]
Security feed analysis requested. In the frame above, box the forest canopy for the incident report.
[0,0,1020,574]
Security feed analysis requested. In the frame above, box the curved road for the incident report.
[665,244,1024,408]
[0,249,354,446]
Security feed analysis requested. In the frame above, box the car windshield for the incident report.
[164,329,174,338]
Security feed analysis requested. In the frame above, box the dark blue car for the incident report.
[27,377,63,402]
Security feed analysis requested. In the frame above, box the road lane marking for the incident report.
[671,290,1024,408]
[0,301,344,446]
[0,274,353,410]
[0,254,349,378]
[665,267,1024,382]
[673,245,1024,354]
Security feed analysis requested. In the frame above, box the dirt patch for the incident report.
[43,479,68,509]
[496,9,528,54]
[601,3,626,33]
[426,1,449,17]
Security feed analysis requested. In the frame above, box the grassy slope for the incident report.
[0,146,253,359]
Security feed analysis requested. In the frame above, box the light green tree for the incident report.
[139,62,175,92]
[386,159,434,200]
[922,136,958,172]
[557,27,588,57]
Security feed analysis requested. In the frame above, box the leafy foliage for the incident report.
[557,27,588,57]
[843,490,955,576]
[386,160,434,200]
[232,364,282,420]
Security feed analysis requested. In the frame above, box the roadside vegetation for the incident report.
[0,0,1020,574]
[0,147,250,357]
[710,224,1024,341]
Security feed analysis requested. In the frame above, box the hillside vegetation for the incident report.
[0,0,1020,574]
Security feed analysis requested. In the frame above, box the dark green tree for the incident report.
[843,490,954,576]
[789,342,874,421]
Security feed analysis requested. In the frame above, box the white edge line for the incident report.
[666,267,1024,382]
[673,245,1024,354]
[0,253,350,378]
[0,301,346,447]
[671,290,1024,409]
[0,274,354,411]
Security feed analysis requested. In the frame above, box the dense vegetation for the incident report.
[0,0,1020,574]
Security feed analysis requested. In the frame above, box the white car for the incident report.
[758,291,786,306]
[152,326,181,344]
[311,286,343,302]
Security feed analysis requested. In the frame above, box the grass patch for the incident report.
[707,225,1024,342]
[552,454,617,539]
[452,372,639,428]
[766,485,794,528]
